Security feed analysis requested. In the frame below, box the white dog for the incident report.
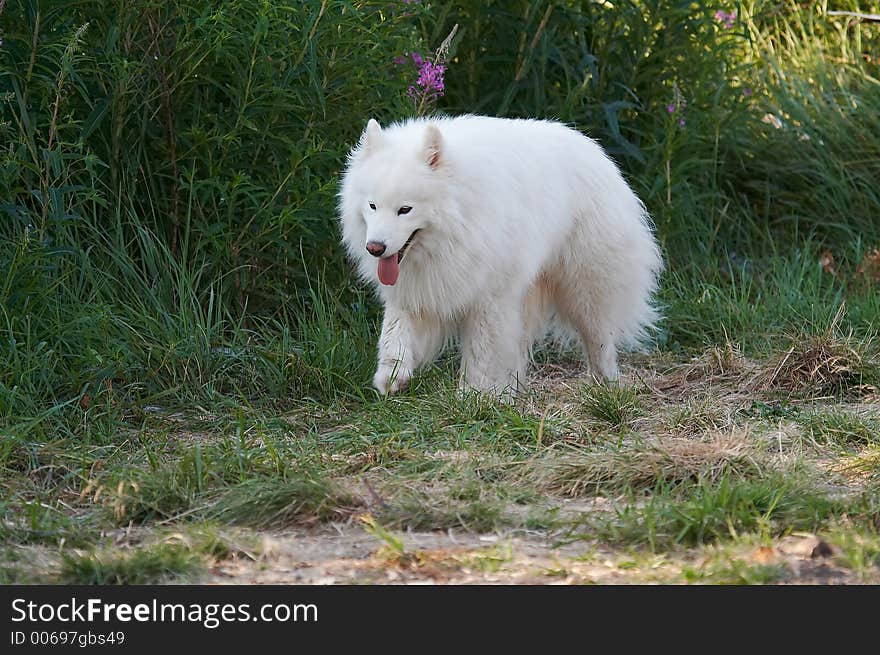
[338,115,662,396]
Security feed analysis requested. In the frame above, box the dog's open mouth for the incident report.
[398,229,420,263]
[377,229,420,286]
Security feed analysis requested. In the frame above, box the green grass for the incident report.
[378,490,507,533]
[682,559,791,585]
[831,530,880,579]
[212,472,358,528]
[0,500,99,548]
[660,251,880,354]
[593,474,847,550]
[801,411,880,449]
[579,384,642,431]
[59,544,204,585]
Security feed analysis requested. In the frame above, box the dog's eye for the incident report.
[369,202,376,211]
[398,206,412,215]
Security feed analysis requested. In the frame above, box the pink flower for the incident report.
[401,52,446,102]
[666,91,687,128]
[715,9,736,29]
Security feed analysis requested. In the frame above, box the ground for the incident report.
[4,331,880,585]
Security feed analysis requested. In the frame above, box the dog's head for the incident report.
[339,119,447,287]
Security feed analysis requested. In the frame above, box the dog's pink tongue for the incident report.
[377,255,399,286]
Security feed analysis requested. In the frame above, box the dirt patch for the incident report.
[203,525,877,585]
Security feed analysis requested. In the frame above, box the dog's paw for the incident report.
[373,364,411,396]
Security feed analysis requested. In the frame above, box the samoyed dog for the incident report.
[338,115,662,397]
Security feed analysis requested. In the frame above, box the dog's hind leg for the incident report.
[374,306,446,395]
[580,323,619,381]
[551,278,620,381]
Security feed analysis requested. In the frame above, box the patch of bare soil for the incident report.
[204,525,876,585]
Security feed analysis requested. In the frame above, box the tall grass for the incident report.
[0,215,378,443]
[2,0,404,440]
[1,0,423,303]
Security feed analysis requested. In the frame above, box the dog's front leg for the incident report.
[459,295,528,400]
[373,306,444,395]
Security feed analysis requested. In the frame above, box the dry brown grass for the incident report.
[835,447,880,483]
[680,340,749,381]
[650,341,754,401]
[526,429,763,497]
[751,332,867,398]
[664,394,739,438]
[647,329,877,405]
[745,305,879,399]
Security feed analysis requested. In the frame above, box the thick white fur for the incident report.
[338,115,663,397]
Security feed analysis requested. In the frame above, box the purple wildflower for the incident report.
[742,87,753,97]
[403,51,446,102]
[417,61,445,94]
[715,9,736,29]
[667,86,687,128]
[401,24,457,113]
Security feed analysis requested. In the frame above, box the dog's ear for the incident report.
[359,119,383,153]
[423,124,443,169]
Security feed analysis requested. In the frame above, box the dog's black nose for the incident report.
[366,241,386,257]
